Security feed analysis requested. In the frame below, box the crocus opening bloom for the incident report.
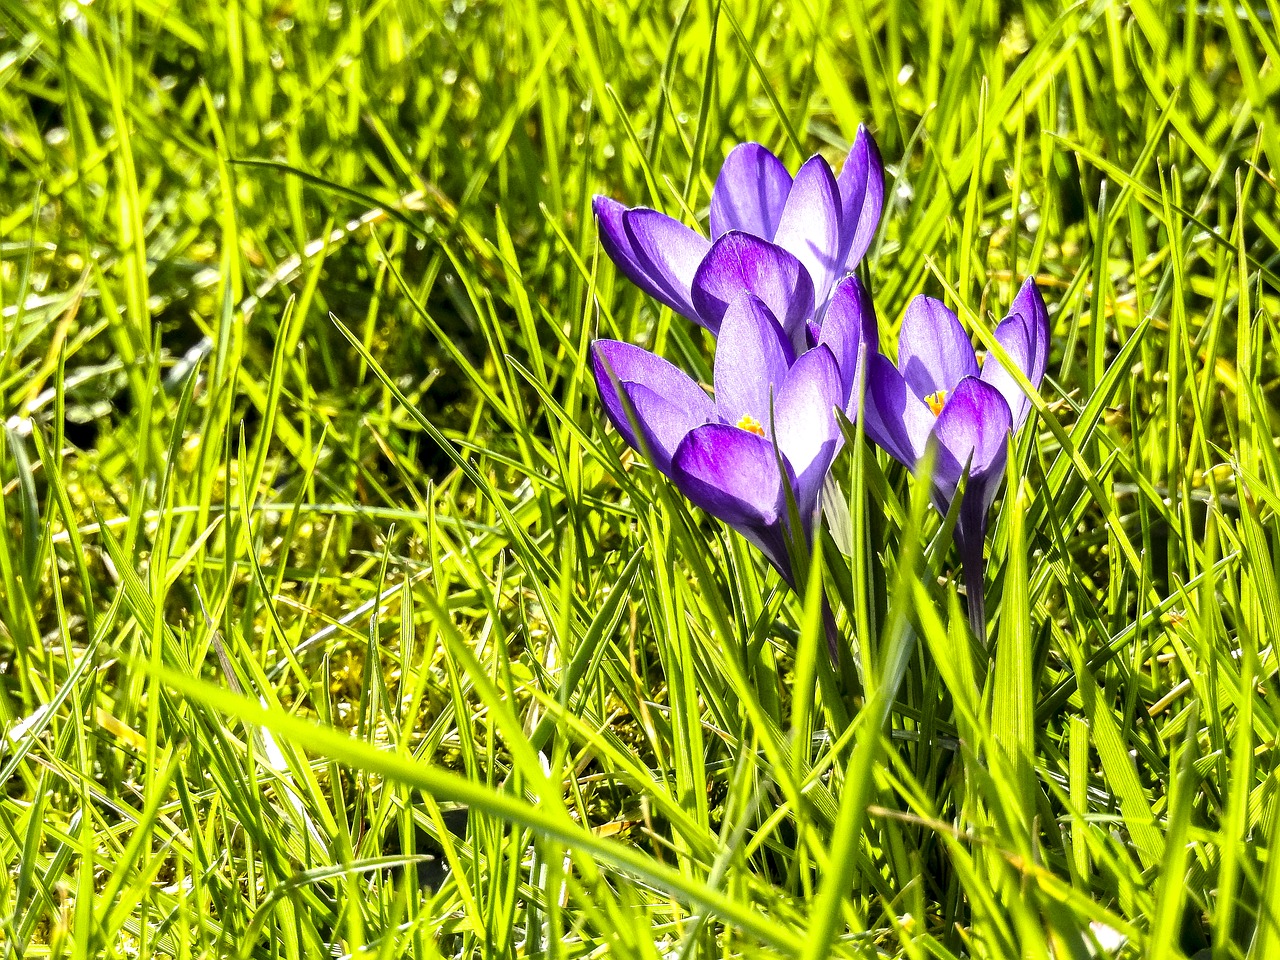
[592,294,860,586]
[593,129,884,347]
[861,278,1049,635]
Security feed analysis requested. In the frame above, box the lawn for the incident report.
[1,0,1279,956]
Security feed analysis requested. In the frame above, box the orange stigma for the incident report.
[736,413,766,436]
[925,390,948,416]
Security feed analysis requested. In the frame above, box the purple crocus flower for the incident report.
[591,294,857,587]
[592,128,884,348]
[860,278,1050,637]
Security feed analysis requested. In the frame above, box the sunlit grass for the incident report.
[1,0,1278,956]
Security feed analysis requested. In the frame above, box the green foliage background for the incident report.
[0,0,1278,956]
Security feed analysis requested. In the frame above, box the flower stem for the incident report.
[960,533,986,645]
[822,598,841,663]
[958,495,989,646]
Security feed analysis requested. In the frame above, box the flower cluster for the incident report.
[593,276,874,586]
[862,280,1049,541]
[594,130,883,342]
[591,131,1049,635]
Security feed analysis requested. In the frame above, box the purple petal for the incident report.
[713,295,795,429]
[592,340,713,474]
[619,208,711,324]
[709,142,793,241]
[980,315,1033,430]
[1014,278,1050,386]
[672,423,791,530]
[897,296,979,400]
[772,155,844,310]
[979,279,1050,429]
[594,196,673,308]
[836,126,884,272]
[691,232,815,341]
[928,377,1013,501]
[818,275,879,407]
[773,345,844,520]
[861,353,934,470]
[805,319,822,350]
[620,383,708,475]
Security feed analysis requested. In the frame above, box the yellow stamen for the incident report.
[736,413,766,436]
[925,390,948,416]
